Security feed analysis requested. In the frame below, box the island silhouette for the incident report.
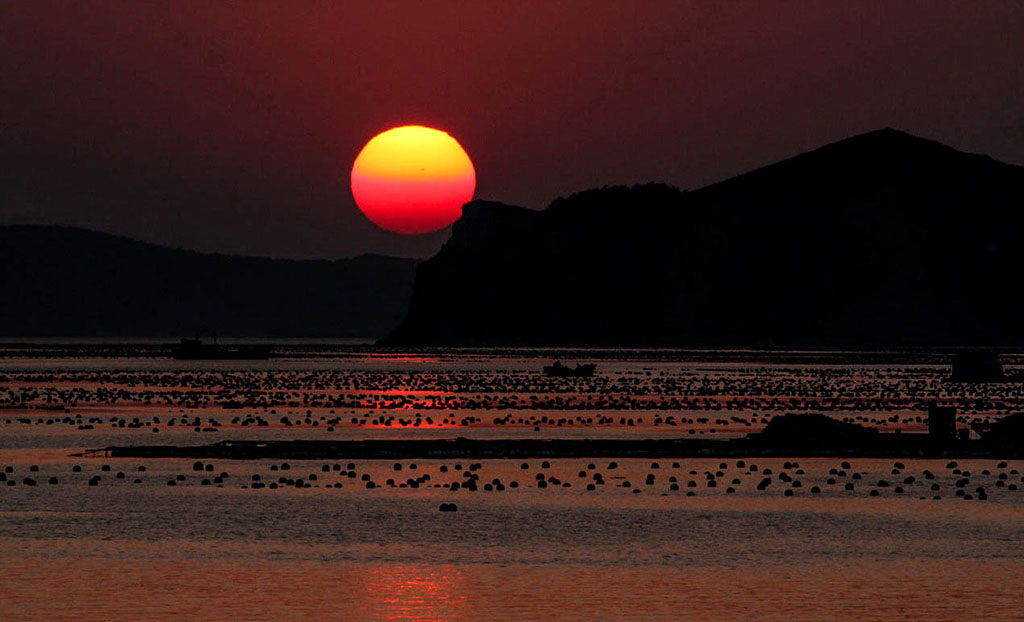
[384,129,1024,346]
[5,129,1024,345]
[0,226,415,337]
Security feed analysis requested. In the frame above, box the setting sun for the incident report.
[351,125,476,235]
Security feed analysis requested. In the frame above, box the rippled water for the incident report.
[2,350,1023,620]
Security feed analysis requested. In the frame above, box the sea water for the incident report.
[1,347,1022,621]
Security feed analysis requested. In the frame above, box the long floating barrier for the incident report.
[96,435,1021,460]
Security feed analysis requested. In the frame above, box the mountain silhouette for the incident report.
[383,129,1024,346]
[0,226,416,337]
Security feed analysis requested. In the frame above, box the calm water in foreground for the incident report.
[1,348,1023,621]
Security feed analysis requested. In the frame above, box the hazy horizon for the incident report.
[3,3,1023,259]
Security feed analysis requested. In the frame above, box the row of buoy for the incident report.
[10,364,1024,434]
[5,458,1020,503]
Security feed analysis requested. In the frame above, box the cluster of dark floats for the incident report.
[0,411,982,435]
[7,413,1024,511]
[3,455,1022,511]
[4,363,1024,435]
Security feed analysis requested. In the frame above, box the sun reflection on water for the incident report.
[363,565,468,621]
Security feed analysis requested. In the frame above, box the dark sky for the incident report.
[2,2,1023,259]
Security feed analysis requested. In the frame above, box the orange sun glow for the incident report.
[351,125,476,235]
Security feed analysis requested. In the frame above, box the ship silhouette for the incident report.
[171,338,271,360]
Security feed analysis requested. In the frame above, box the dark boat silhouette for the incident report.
[543,361,596,377]
[171,338,271,360]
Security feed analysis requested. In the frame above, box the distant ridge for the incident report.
[384,129,1024,346]
[0,226,416,337]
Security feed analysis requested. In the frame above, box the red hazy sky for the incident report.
[2,2,1023,258]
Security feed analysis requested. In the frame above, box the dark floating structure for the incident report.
[170,338,271,360]
[543,361,597,377]
[928,405,959,443]
[948,351,1005,383]
[96,413,1024,460]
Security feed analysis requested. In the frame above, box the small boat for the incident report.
[170,338,271,360]
[543,361,596,377]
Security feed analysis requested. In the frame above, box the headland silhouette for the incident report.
[384,129,1024,346]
